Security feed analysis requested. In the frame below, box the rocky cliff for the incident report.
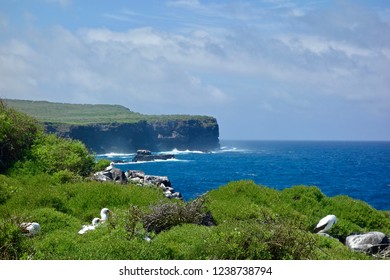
[45,118,219,153]
[6,99,220,153]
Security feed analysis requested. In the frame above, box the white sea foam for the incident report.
[158,148,205,155]
[97,152,134,158]
[215,146,249,153]
[111,161,132,165]
[126,158,190,164]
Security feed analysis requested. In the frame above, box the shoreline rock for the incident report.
[93,165,182,199]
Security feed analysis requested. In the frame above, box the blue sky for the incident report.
[1,0,389,140]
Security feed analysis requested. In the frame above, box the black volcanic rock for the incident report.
[132,150,175,162]
[5,99,220,154]
[45,118,219,153]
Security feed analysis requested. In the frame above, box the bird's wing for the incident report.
[314,223,327,233]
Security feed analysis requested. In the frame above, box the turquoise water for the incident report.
[96,140,390,210]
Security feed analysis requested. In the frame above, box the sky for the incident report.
[0,0,389,140]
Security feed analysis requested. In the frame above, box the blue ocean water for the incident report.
[96,140,390,211]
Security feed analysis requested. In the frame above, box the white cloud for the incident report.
[0,26,231,114]
[1,0,389,139]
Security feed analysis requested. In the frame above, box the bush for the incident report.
[0,100,42,173]
[0,215,29,260]
[142,198,207,234]
[202,213,317,260]
[0,175,15,204]
[27,134,95,177]
[205,180,278,223]
[1,174,389,260]
[52,170,82,184]
[150,224,212,259]
[93,159,111,172]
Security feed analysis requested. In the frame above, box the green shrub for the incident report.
[1,174,69,214]
[28,207,81,233]
[328,195,390,232]
[93,159,111,172]
[0,174,388,260]
[62,182,162,222]
[312,234,371,260]
[52,170,82,184]
[0,215,27,259]
[0,100,42,173]
[202,212,317,260]
[205,180,277,223]
[0,175,15,204]
[150,224,212,259]
[28,134,95,177]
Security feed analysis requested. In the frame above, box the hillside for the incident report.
[1,176,389,260]
[4,99,211,124]
[5,99,220,153]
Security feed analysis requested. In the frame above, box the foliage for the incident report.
[5,99,213,125]
[142,198,207,234]
[0,100,42,173]
[30,133,95,176]
[0,215,29,260]
[0,173,389,260]
[93,159,112,172]
[11,133,95,177]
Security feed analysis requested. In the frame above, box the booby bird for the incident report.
[20,222,41,236]
[314,214,337,234]
[100,208,112,222]
[78,218,100,235]
[78,208,112,234]
[104,162,115,171]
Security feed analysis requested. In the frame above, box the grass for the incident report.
[1,175,389,260]
[4,99,214,125]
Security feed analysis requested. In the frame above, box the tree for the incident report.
[0,100,42,173]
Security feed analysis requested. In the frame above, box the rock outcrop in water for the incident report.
[45,118,219,154]
[131,149,175,162]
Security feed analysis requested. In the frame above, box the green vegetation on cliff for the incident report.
[4,99,220,153]
[1,100,95,177]
[5,99,213,124]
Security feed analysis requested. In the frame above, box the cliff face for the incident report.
[45,118,220,153]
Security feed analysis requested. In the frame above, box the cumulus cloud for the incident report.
[0,0,389,139]
[0,25,230,114]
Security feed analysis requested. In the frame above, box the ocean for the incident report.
[96,140,390,211]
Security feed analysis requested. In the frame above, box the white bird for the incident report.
[20,222,41,237]
[314,214,337,234]
[100,208,112,222]
[78,217,100,235]
[104,162,115,171]
[78,208,112,234]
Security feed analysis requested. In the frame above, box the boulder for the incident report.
[346,231,390,254]
[94,165,182,199]
[94,167,127,184]
[125,170,145,179]
[143,175,172,188]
